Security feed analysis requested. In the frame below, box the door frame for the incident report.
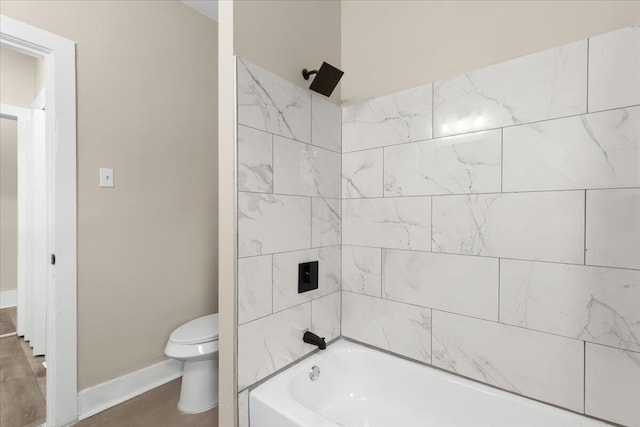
[1,15,78,427]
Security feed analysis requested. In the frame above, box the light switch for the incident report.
[100,168,114,188]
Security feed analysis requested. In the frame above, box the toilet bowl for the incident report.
[165,313,219,414]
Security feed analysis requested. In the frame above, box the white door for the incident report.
[17,108,47,356]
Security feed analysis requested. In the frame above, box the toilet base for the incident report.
[178,354,219,414]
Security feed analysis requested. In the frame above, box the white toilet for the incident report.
[165,313,219,414]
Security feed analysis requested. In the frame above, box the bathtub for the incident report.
[249,339,608,427]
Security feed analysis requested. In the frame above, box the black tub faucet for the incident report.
[303,331,327,350]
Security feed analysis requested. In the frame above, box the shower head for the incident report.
[302,62,344,97]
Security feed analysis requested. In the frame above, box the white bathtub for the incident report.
[249,340,608,427]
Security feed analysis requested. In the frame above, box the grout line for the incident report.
[340,186,640,200]
[239,190,342,200]
[584,190,587,265]
[341,290,640,355]
[238,244,341,260]
[237,123,342,154]
[337,244,640,272]
[271,254,274,315]
[310,197,314,247]
[340,103,640,154]
[431,82,435,138]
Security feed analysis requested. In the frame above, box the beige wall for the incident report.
[0,119,18,293]
[0,46,37,295]
[341,0,640,103]
[234,0,342,102]
[0,1,218,389]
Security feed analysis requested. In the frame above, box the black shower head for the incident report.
[302,62,344,97]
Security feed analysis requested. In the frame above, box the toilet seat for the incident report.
[170,313,219,345]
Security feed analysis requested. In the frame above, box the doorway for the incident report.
[0,14,77,427]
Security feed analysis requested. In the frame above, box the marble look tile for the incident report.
[342,84,433,152]
[586,188,640,270]
[342,149,384,198]
[238,255,272,325]
[384,130,502,196]
[342,245,382,297]
[272,246,341,312]
[503,107,640,192]
[273,135,340,198]
[311,94,341,153]
[432,311,584,412]
[238,390,249,427]
[238,303,312,389]
[501,259,640,352]
[311,291,341,342]
[311,198,341,247]
[585,344,640,427]
[383,250,498,321]
[432,191,584,264]
[237,58,311,143]
[588,25,640,113]
[343,197,432,250]
[434,40,587,137]
[238,125,273,193]
[342,292,431,363]
[238,192,311,257]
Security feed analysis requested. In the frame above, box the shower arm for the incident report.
[302,68,318,80]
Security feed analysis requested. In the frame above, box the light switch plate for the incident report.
[100,168,114,188]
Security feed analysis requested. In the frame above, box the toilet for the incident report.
[165,313,219,414]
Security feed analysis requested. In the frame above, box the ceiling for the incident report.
[180,0,218,22]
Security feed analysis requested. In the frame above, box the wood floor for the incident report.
[0,307,217,427]
[0,307,46,427]
[77,379,218,427]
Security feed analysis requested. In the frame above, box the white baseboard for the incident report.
[0,290,17,308]
[78,358,183,420]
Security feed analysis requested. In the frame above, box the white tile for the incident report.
[238,255,272,325]
[384,130,502,196]
[503,107,640,192]
[343,197,432,251]
[501,259,640,352]
[273,135,340,198]
[312,198,341,247]
[383,250,498,321]
[238,303,312,389]
[342,245,382,297]
[311,291,341,342]
[342,292,431,363]
[342,149,383,198]
[342,84,432,152]
[432,311,584,412]
[237,58,311,143]
[434,40,587,137]
[238,389,249,427]
[586,188,640,270]
[432,191,585,264]
[238,125,273,193]
[588,25,640,112]
[585,344,640,427]
[312,94,341,152]
[272,246,340,312]
[238,192,310,257]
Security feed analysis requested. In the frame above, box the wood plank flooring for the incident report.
[77,379,218,427]
[1,307,216,427]
[0,307,46,427]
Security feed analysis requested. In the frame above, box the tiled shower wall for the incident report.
[235,57,342,400]
[341,24,639,427]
